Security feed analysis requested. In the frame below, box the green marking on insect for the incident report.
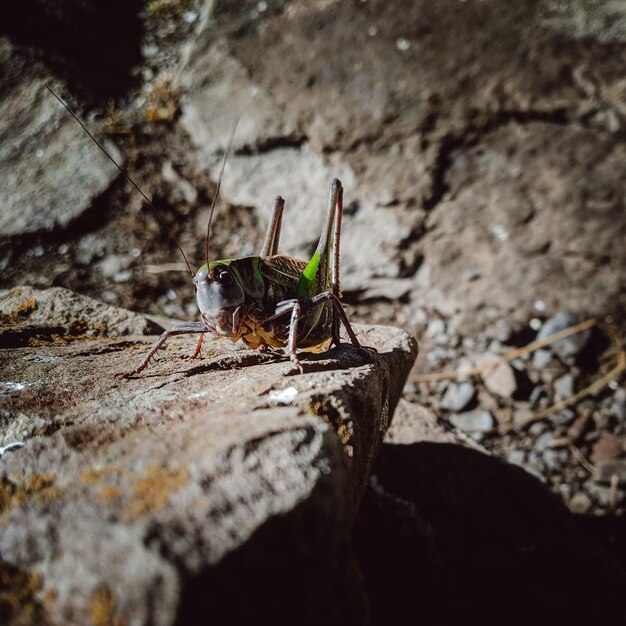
[47,84,368,376]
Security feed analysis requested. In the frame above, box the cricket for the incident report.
[47,86,367,376]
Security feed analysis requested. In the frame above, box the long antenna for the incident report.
[205,117,239,274]
[45,84,195,277]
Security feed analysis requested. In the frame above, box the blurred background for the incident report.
[1,0,625,560]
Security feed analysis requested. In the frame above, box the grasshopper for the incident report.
[47,86,366,375]
[127,178,365,375]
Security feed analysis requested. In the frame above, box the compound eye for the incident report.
[218,269,233,286]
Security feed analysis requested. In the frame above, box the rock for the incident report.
[594,460,626,487]
[513,402,534,427]
[449,409,494,433]
[482,362,517,398]
[506,449,526,467]
[548,408,576,426]
[426,318,446,338]
[532,348,553,369]
[586,480,624,507]
[535,432,555,451]
[553,373,575,400]
[385,399,485,452]
[0,286,163,347]
[590,434,624,464]
[542,449,563,472]
[0,60,121,237]
[354,432,626,624]
[440,382,476,413]
[0,289,417,625]
[569,492,592,515]
[536,312,590,361]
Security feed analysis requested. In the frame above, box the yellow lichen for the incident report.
[0,473,63,515]
[123,465,189,519]
[99,486,123,503]
[0,296,38,327]
[41,587,58,605]
[90,585,126,626]
[0,562,43,620]
[82,466,126,486]
[308,399,353,448]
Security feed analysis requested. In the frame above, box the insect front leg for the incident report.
[117,321,210,377]
[179,332,205,360]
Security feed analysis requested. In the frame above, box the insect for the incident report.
[47,86,367,375]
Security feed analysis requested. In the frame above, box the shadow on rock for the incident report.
[354,442,626,625]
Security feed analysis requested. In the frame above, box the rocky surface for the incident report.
[0,287,416,625]
[407,311,626,515]
[0,286,163,347]
[1,0,626,621]
[0,40,122,238]
[354,402,626,625]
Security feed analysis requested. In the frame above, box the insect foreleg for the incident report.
[180,332,205,360]
[118,321,210,377]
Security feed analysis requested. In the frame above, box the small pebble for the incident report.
[440,382,476,413]
[569,492,592,514]
[553,373,574,400]
[542,449,561,471]
[528,420,546,436]
[113,270,132,283]
[534,432,554,451]
[426,347,455,363]
[594,459,626,486]
[590,433,623,464]
[426,318,446,337]
[396,37,411,51]
[548,409,575,425]
[268,386,298,405]
[528,386,545,406]
[483,362,517,398]
[507,449,526,467]
[537,312,590,361]
[532,349,552,369]
[449,409,494,433]
[513,404,534,427]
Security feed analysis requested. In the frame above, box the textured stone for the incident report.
[440,382,476,413]
[449,409,494,433]
[0,52,121,237]
[0,288,417,625]
[0,286,163,347]
[537,312,590,361]
[483,362,518,399]
[354,417,626,624]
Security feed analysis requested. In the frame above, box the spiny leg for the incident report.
[309,291,362,350]
[117,321,210,377]
[180,332,205,360]
[330,183,343,347]
[262,299,303,373]
[260,196,285,258]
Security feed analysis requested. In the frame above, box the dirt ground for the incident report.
[1,0,626,521]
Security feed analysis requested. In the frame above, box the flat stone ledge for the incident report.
[0,288,417,625]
